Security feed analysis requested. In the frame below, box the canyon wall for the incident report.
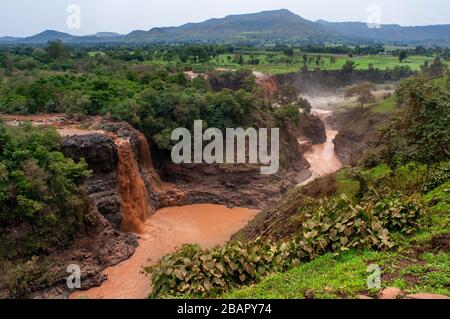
[61,122,164,231]
[276,69,414,94]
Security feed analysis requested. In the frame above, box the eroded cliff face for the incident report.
[156,123,313,209]
[330,108,391,165]
[61,115,323,216]
[1,111,326,298]
[61,122,165,231]
[297,113,327,145]
[253,71,278,100]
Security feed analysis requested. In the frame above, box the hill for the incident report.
[1,9,450,45]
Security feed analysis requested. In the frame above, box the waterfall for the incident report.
[115,138,150,233]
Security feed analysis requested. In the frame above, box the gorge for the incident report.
[65,105,342,299]
[1,71,401,299]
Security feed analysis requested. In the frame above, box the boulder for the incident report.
[304,289,316,299]
[377,287,403,299]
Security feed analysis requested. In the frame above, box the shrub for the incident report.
[0,123,93,258]
[421,162,450,193]
[146,194,425,298]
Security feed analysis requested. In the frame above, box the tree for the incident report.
[303,54,308,65]
[283,47,294,57]
[421,57,447,78]
[273,85,299,105]
[46,40,70,61]
[381,76,450,165]
[233,54,244,65]
[315,55,322,67]
[345,82,376,112]
[238,55,244,65]
[399,51,408,63]
[0,123,92,257]
[342,60,356,73]
[273,85,311,114]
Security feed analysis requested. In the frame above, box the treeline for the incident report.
[2,42,449,70]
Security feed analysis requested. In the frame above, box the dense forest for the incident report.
[0,42,312,151]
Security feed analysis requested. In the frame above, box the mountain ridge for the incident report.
[1,9,449,45]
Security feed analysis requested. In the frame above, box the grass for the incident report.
[423,181,450,214]
[224,250,378,299]
[371,95,397,114]
[209,53,449,75]
[335,169,359,197]
[222,164,450,299]
[223,232,449,299]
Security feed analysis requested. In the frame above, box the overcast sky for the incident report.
[1,0,449,37]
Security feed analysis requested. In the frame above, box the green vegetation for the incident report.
[0,123,93,258]
[146,190,425,298]
[146,160,449,298]
[0,43,305,152]
[378,76,449,166]
[225,244,449,299]
[212,52,446,74]
[225,173,449,299]
[145,74,449,299]
[0,41,448,299]
[371,95,396,114]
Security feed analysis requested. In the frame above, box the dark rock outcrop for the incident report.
[61,134,118,174]
[62,134,123,229]
[297,114,327,144]
[330,108,391,165]
[29,212,138,299]
[160,161,309,209]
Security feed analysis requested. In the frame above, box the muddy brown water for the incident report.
[299,109,343,186]
[70,205,258,299]
[69,107,341,299]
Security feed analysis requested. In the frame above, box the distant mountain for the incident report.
[21,30,75,44]
[0,36,21,42]
[316,20,450,45]
[93,32,120,37]
[1,9,450,45]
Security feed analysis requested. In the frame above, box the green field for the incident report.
[208,53,448,75]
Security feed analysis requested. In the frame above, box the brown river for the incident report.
[70,108,342,299]
[70,205,258,299]
[300,109,342,186]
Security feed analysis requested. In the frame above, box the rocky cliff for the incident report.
[15,113,326,298]
[330,108,392,165]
